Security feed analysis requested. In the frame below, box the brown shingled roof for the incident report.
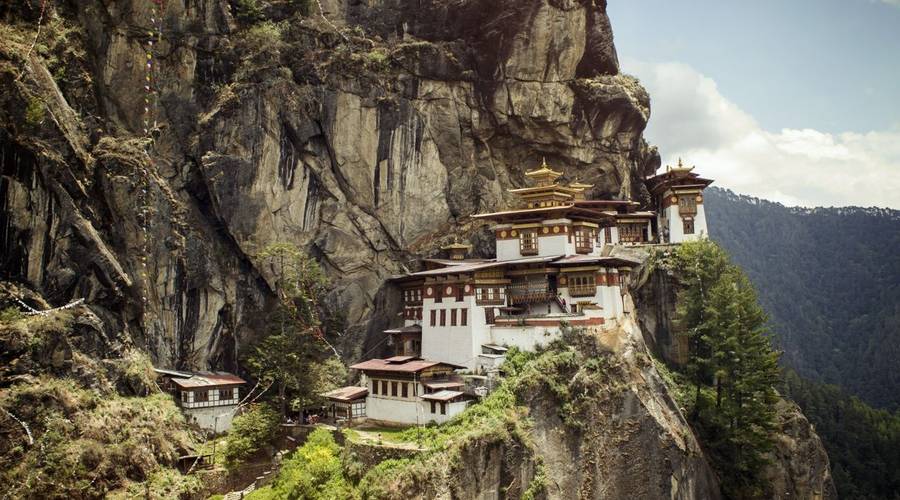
[350,358,464,373]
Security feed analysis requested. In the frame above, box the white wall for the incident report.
[537,234,570,257]
[422,295,492,370]
[496,239,521,261]
[366,395,425,425]
[184,406,237,433]
[664,203,708,243]
[421,400,468,425]
[489,325,561,351]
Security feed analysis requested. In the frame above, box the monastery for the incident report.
[330,159,714,426]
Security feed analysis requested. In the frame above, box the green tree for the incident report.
[246,243,345,417]
[223,404,280,469]
[671,240,781,498]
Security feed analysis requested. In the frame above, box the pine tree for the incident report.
[671,240,781,498]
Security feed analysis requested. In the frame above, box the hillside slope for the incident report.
[705,187,900,411]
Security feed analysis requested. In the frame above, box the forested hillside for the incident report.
[704,187,900,411]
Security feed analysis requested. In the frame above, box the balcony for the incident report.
[568,285,597,297]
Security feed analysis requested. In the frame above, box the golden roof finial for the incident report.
[524,157,563,186]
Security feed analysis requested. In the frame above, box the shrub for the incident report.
[247,429,357,499]
[223,404,280,469]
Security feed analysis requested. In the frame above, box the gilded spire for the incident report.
[524,157,563,187]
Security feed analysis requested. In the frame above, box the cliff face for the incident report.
[1,0,657,370]
[630,249,837,500]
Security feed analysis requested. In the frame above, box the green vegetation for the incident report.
[24,96,45,126]
[706,187,900,411]
[706,187,900,498]
[247,429,356,499]
[246,243,346,417]
[663,240,781,499]
[0,377,200,499]
[781,370,900,500]
[234,21,286,80]
[223,404,281,470]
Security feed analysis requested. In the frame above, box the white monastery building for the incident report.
[332,159,714,425]
[154,369,246,433]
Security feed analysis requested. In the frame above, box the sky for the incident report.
[606,0,900,208]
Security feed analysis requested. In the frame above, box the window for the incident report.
[181,392,189,403]
[381,380,388,395]
[485,308,496,324]
[440,402,447,415]
[604,226,612,244]
[678,196,697,215]
[219,388,233,401]
[683,218,695,234]
[430,401,437,414]
[391,382,398,397]
[461,308,468,326]
[440,309,446,326]
[519,230,537,255]
[456,286,464,302]
[372,379,379,395]
[402,383,408,398]
[430,310,436,327]
[575,228,594,252]
[569,273,596,297]
[195,390,209,402]
[618,223,645,243]
[451,309,457,326]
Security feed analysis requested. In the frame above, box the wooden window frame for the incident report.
[604,226,612,244]
[391,382,398,397]
[461,308,468,326]
[430,401,437,414]
[440,402,447,415]
[194,390,209,402]
[381,380,388,395]
[678,195,697,216]
[401,383,408,398]
[440,309,446,326]
[575,228,594,253]
[430,310,436,327]
[683,218,695,235]
[569,273,597,297]
[372,379,379,395]
[519,230,538,255]
[450,309,457,326]
[485,307,496,325]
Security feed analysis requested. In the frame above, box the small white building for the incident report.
[349,357,469,426]
[646,160,714,243]
[155,369,246,433]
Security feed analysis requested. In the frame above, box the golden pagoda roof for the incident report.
[440,242,471,250]
[524,158,564,186]
[666,158,695,174]
[568,178,593,190]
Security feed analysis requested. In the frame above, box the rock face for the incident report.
[0,0,657,369]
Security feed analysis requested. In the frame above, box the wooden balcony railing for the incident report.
[568,285,597,297]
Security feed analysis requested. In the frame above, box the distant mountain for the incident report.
[704,187,900,411]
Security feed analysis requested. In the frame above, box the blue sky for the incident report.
[607,0,900,208]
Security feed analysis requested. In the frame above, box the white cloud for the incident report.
[880,0,900,8]
[624,60,900,208]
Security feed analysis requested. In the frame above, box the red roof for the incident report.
[170,372,246,388]
[321,386,368,402]
[350,358,464,373]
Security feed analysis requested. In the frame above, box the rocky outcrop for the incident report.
[762,399,838,500]
[1,0,656,369]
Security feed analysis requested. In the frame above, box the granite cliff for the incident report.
[1,0,657,370]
